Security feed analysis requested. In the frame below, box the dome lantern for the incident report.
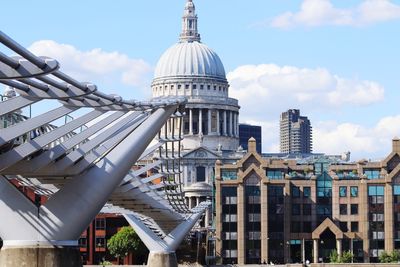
[180,0,200,43]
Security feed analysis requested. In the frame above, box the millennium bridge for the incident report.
[0,30,209,267]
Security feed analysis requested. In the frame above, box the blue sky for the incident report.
[2,0,400,160]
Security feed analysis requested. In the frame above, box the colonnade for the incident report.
[186,108,239,137]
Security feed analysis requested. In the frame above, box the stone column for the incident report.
[336,239,342,258]
[229,111,233,137]
[313,239,319,263]
[196,196,200,207]
[189,197,194,209]
[216,110,220,135]
[205,208,210,227]
[301,238,306,264]
[237,183,245,264]
[385,183,394,252]
[189,108,193,135]
[223,110,227,136]
[207,109,211,134]
[232,112,236,137]
[199,108,203,135]
[236,112,239,137]
[261,182,269,264]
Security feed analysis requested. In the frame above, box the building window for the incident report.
[303,204,311,215]
[303,187,311,198]
[266,170,283,180]
[303,221,312,233]
[193,84,197,89]
[178,84,181,89]
[351,221,359,232]
[394,185,400,195]
[200,84,204,90]
[339,186,347,197]
[221,169,237,181]
[291,221,301,233]
[291,185,300,197]
[78,237,87,248]
[196,166,206,182]
[207,84,211,90]
[350,186,358,197]
[95,218,105,230]
[95,237,106,248]
[364,169,381,179]
[292,204,300,215]
[351,204,358,215]
[171,85,174,90]
[213,85,216,90]
[339,221,348,232]
[340,204,347,215]
[185,84,189,89]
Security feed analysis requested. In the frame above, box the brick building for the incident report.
[215,137,400,264]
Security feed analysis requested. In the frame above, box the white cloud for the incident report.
[313,115,400,159]
[242,115,400,160]
[28,40,153,97]
[270,0,400,29]
[228,64,384,120]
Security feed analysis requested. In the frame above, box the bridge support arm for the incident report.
[124,211,204,267]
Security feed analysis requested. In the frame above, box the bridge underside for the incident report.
[0,31,209,267]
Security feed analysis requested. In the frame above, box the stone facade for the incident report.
[215,137,400,264]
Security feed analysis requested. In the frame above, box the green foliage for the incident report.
[99,260,112,266]
[107,226,145,259]
[329,249,339,263]
[341,251,354,263]
[379,250,400,263]
[329,250,353,263]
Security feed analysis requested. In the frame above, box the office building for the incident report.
[215,137,400,264]
[280,109,312,154]
[239,123,262,153]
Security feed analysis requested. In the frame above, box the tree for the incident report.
[107,226,146,262]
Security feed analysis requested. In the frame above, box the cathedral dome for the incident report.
[153,41,226,80]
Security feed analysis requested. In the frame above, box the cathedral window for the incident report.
[200,84,204,90]
[207,85,211,90]
[193,84,197,89]
[185,84,189,89]
[178,84,181,89]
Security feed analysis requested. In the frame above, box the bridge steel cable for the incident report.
[0,30,210,267]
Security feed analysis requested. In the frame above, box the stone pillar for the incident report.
[223,110,227,136]
[196,196,200,207]
[216,110,220,135]
[189,108,193,135]
[385,183,394,252]
[0,246,82,267]
[199,108,203,135]
[207,109,211,134]
[232,112,236,137]
[313,239,319,263]
[229,111,233,136]
[261,181,269,264]
[236,112,239,137]
[301,239,306,264]
[237,183,245,264]
[147,251,177,267]
[205,208,210,227]
[189,197,194,209]
[337,239,342,258]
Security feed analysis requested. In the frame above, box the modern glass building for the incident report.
[239,123,262,153]
[215,137,400,264]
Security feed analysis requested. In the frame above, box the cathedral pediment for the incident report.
[182,146,221,160]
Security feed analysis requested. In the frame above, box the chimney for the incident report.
[393,137,400,153]
[248,137,257,153]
